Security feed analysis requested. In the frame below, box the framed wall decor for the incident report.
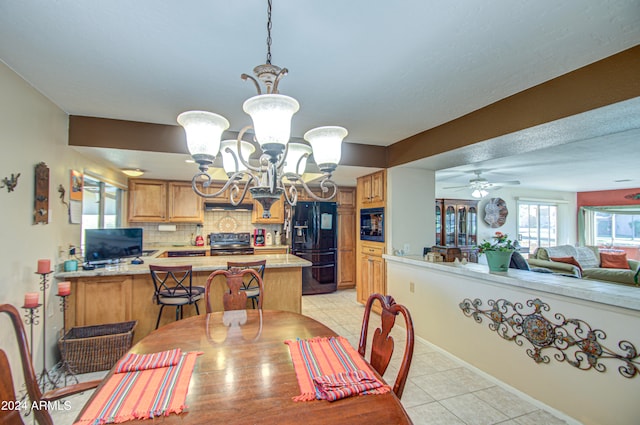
[484,197,508,228]
[70,169,83,201]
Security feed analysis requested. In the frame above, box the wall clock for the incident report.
[484,197,508,228]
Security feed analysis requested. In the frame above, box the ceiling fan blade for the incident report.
[442,185,470,190]
[499,180,520,186]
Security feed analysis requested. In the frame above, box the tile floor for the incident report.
[50,289,571,425]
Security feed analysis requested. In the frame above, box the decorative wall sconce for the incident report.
[1,173,20,192]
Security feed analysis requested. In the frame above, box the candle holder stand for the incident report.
[18,304,41,408]
[52,293,78,386]
[35,270,58,392]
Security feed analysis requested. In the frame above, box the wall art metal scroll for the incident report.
[459,297,640,378]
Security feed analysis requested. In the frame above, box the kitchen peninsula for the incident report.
[55,250,310,343]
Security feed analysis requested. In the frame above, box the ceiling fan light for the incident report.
[243,94,299,148]
[177,111,229,159]
[304,126,347,171]
[471,189,489,198]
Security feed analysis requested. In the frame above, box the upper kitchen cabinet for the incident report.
[357,170,385,207]
[168,181,204,222]
[128,179,203,223]
[252,196,285,224]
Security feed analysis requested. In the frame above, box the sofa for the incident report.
[528,245,640,285]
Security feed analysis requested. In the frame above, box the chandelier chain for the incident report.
[266,0,273,65]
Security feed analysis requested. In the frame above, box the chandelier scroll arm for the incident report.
[241,74,262,95]
[191,172,241,199]
[271,68,289,94]
[296,175,338,202]
[228,174,259,206]
[235,126,262,173]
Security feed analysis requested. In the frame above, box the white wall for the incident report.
[0,62,125,385]
[386,260,640,425]
[387,166,436,256]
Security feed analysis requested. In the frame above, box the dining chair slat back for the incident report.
[226,260,266,309]
[205,268,264,312]
[358,294,415,399]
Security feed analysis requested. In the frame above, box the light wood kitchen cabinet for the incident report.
[337,187,356,289]
[128,179,203,223]
[357,170,385,206]
[128,179,168,222]
[168,181,204,222]
[252,196,285,224]
[357,242,385,312]
[435,198,479,262]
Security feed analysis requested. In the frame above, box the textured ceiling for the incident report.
[1,1,639,189]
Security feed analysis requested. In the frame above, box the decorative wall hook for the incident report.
[58,184,69,208]
[1,173,20,192]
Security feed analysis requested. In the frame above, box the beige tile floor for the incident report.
[50,289,571,425]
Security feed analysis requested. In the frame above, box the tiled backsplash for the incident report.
[139,210,284,246]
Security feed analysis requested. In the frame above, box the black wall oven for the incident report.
[360,207,384,242]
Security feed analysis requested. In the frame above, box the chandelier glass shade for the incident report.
[178,0,347,218]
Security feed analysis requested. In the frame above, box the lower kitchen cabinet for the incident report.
[357,241,385,313]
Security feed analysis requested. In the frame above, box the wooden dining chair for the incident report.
[149,264,204,329]
[226,259,266,309]
[358,293,415,399]
[204,268,264,312]
[0,303,101,425]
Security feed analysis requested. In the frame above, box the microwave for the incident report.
[360,207,384,242]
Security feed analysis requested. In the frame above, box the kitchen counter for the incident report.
[55,252,308,279]
[57,252,310,343]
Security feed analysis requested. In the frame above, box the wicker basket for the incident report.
[58,321,137,374]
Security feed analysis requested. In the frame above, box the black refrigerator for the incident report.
[291,201,338,295]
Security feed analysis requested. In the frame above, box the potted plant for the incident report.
[477,232,517,272]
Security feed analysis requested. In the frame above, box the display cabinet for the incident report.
[435,199,478,262]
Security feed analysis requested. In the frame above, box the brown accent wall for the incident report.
[387,46,640,167]
[69,116,189,154]
[577,188,640,207]
[69,116,388,168]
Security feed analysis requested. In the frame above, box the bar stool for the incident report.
[149,265,204,329]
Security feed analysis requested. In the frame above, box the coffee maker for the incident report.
[253,229,266,246]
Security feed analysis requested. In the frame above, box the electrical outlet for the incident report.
[403,243,410,254]
[409,281,415,293]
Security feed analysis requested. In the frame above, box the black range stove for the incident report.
[209,232,254,256]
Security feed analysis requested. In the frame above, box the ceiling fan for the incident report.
[442,170,520,198]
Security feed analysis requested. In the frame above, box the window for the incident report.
[593,211,640,247]
[517,201,558,253]
[81,175,123,243]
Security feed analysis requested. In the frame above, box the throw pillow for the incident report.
[550,256,583,274]
[600,252,630,269]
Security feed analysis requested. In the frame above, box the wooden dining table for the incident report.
[76,309,412,424]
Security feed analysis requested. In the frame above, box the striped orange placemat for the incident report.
[285,336,389,402]
[74,351,202,424]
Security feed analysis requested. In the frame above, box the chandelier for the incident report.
[177,0,347,218]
